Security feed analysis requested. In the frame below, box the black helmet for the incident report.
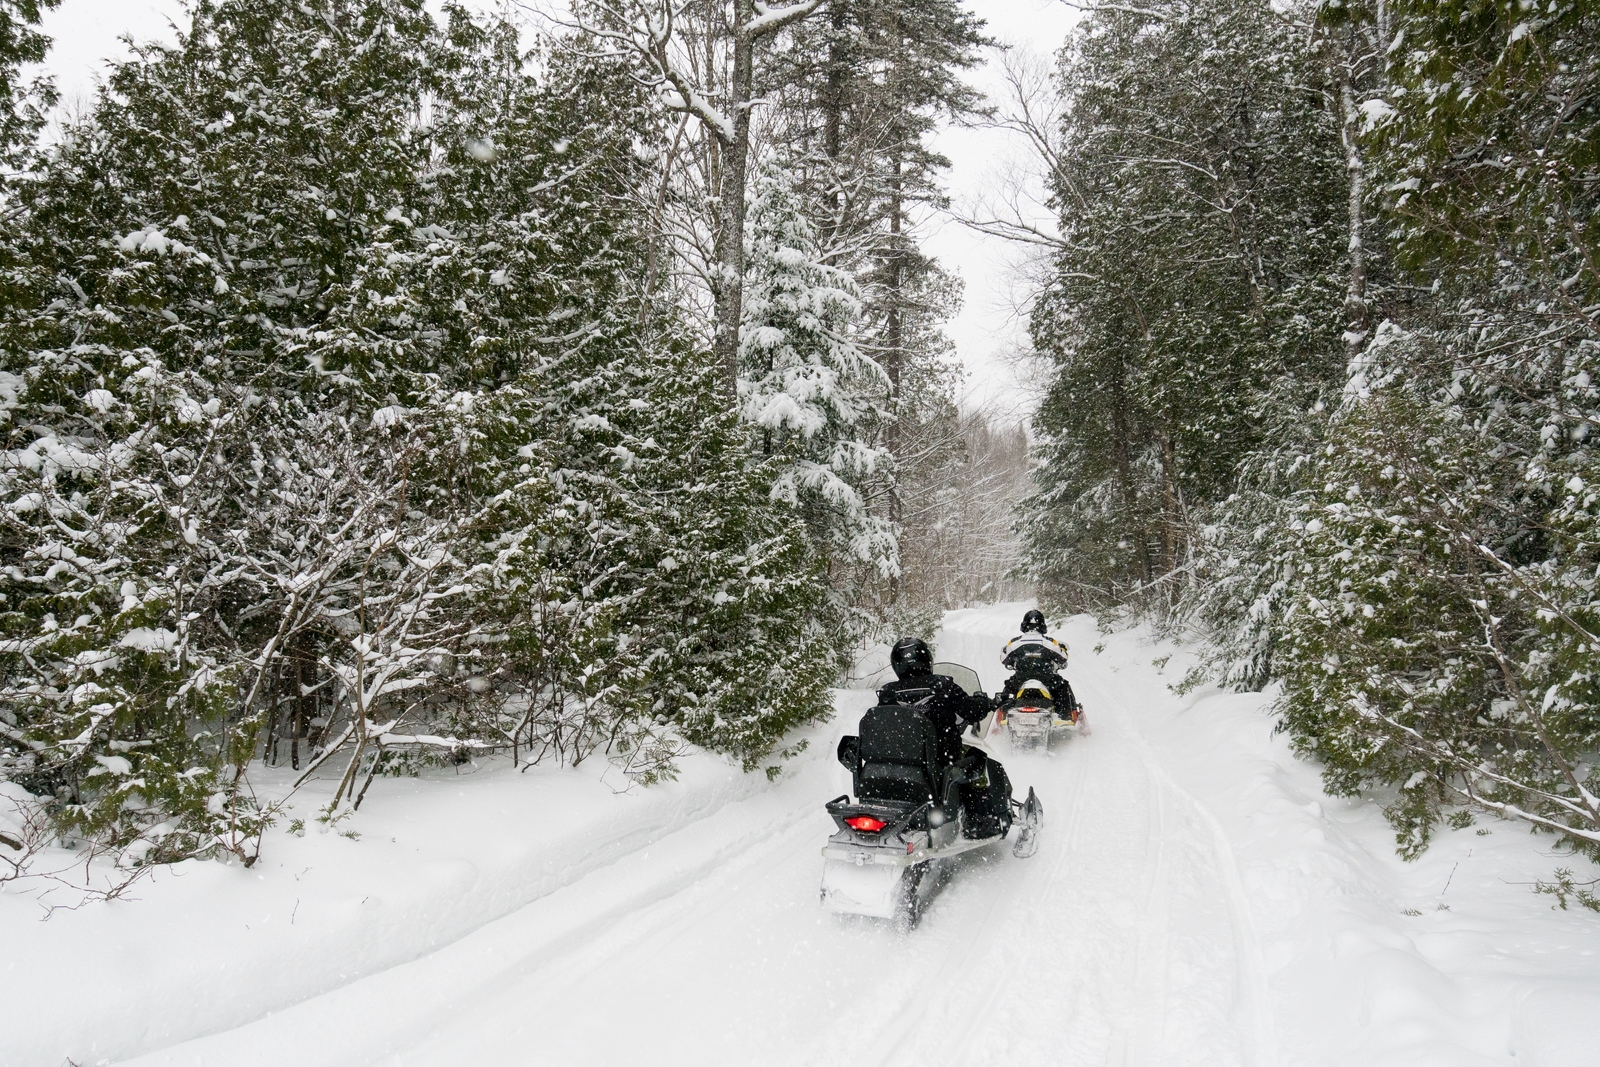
[890,636,934,679]
[1021,609,1047,634]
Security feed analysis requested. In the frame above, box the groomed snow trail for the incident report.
[125,605,1270,1067]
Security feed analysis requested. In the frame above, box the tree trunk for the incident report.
[1110,374,1154,586]
[1161,432,1180,575]
[712,0,757,401]
[885,156,905,402]
[1339,34,1369,362]
[290,637,310,771]
[640,115,689,329]
[884,151,906,609]
[822,0,846,256]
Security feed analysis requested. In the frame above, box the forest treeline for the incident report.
[0,0,1027,878]
[1020,0,1600,895]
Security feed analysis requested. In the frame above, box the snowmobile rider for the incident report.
[1000,610,1079,714]
[877,637,1013,838]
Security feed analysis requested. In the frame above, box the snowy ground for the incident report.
[6,604,1599,1067]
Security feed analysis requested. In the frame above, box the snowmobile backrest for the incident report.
[854,704,940,804]
[1015,681,1054,703]
[859,704,938,764]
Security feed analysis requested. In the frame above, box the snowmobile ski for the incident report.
[1010,786,1044,859]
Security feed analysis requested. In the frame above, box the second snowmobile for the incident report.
[996,682,1057,751]
[997,614,1088,749]
[820,661,1044,929]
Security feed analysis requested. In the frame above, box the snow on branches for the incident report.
[0,0,839,887]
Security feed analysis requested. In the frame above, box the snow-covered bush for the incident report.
[0,349,269,864]
[1268,345,1600,863]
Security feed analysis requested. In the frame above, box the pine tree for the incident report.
[0,1,54,167]
[762,0,993,618]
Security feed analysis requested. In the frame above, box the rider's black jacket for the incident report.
[876,672,989,766]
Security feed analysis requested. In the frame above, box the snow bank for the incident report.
[1063,614,1600,1067]
[0,707,858,1067]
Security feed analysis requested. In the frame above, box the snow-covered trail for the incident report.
[123,605,1272,1067]
[19,604,1598,1066]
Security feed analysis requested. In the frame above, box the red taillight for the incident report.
[1018,706,1041,713]
[846,815,886,832]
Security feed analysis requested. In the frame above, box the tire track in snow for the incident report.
[122,752,843,1067]
[857,843,1022,1067]
[927,739,1096,1067]
[1071,642,1279,1067]
[1120,717,1280,1067]
[1125,760,1171,1066]
[128,609,1278,1067]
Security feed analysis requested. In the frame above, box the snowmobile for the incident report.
[997,629,1090,749]
[820,662,1044,929]
[995,679,1088,752]
[996,682,1057,752]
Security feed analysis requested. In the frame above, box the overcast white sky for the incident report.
[30,0,1079,419]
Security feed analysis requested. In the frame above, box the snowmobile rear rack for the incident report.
[820,829,1005,868]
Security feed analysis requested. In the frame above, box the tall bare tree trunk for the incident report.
[1161,432,1180,574]
[290,636,310,771]
[706,0,825,397]
[822,0,845,253]
[712,2,757,399]
[1338,31,1369,362]
[884,152,906,608]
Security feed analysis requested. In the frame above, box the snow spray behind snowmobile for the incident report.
[820,662,1043,928]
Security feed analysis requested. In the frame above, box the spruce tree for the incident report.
[763,0,992,618]
[740,162,894,614]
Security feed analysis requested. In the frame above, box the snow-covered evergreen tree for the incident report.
[1017,0,1600,893]
[740,162,894,623]
[0,0,843,874]
[1022,0,1350,619]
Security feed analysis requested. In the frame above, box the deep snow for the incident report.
[5,605,1599,1066]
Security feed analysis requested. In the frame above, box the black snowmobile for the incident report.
[819,662,1043,928]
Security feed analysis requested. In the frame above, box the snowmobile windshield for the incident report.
[931,662,981,696]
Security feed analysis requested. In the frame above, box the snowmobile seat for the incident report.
[853,704,943,805]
